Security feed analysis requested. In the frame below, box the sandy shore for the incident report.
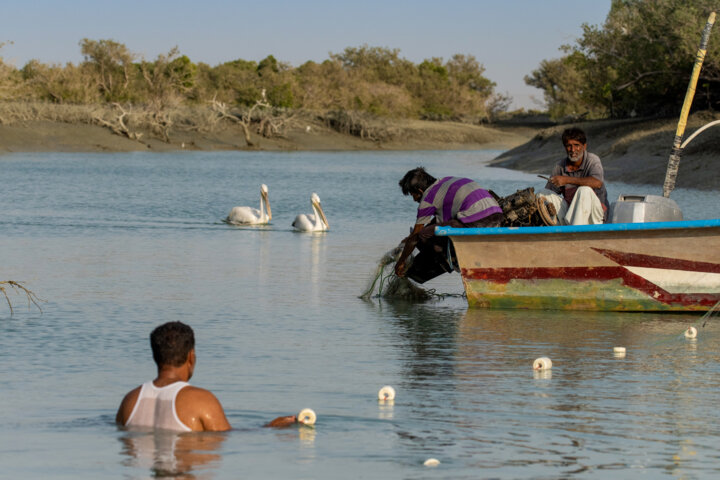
[2,112,718,191]
[490,111,720,191]
[0,118,534,154]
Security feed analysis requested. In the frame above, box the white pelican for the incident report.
[225,184,272,225]
[292,193,329,232]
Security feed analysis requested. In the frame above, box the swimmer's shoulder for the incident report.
[176,385,224,408]
[116,384,142,425]
[176,385,230,431]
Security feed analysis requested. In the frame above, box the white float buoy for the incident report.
[423,458,440,467]
[684,326,698,339]
[613,346,626,354]
[378,385,396,401]
[297,408,316,426]
[533,357,552,370]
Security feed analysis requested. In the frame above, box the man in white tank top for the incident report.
[116,321,299,432]
[116,321,231,432]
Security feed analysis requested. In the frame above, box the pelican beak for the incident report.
[262,191,272,220]
[314,200,329,229]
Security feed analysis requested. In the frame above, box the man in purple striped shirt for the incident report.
[395,167,503,280]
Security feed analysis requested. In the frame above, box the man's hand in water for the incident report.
[264,415,297,428]
[395,260,407,277]
[395,225,424,277]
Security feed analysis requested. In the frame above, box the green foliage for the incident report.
[234,85,263,106]
[419,60,448,79]
[224,59,258,71]
[4,39,503,121]
[0,42,22,100]
[330,45,416,86]
[204,59,261,104]
[527,0,720,119]
[446,54,494,95]
[525,54,601,120]
[267,83,294,108]
[257,55,280,76]
[79,38,135,102]
[20,60,99,103]
[135,47,198,108]
[169,55,197,89]
[412,55,493,120]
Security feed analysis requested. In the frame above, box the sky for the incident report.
[1,0,612,110]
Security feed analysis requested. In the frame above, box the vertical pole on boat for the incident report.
[662,11,716,198]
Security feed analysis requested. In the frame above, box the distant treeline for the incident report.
[1,0,717,128]
[525,0,720,120]
[0,41,509,123]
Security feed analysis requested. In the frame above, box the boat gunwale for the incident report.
[435,218,720,237]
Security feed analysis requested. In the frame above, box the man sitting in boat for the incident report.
[394,167,503,282]
[539,127,610,225]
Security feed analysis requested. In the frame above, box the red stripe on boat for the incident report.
[592,248,720,273]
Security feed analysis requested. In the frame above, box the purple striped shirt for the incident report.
[416,177,501,225]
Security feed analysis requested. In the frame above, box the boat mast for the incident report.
[662,11,716,198]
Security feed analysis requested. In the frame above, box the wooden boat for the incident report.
[436,219,720,311]
[434,13,719,312]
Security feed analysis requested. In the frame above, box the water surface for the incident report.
[1,150,719,479]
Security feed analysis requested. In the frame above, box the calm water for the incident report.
[1,150,720,479]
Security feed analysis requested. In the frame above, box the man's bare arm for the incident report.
[549,175,603,189]
[395,223,424,277]
[264,415,298,428]
[116,386,141,426]
[176,387,232,432]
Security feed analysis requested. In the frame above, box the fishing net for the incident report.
[359,245,434,301]
[380,275,434,301]
[701,299,720,328]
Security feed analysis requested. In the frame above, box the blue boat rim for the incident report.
[435,218,720,236]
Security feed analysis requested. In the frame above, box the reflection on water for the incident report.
[533,369,553,380]
[377,402,395,420]
[119,431,227,479]
[383,300,463,383]
[372,305,720,475]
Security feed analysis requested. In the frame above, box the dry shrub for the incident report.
[349,80,417,117]
[321,110,400,142]
[0,280,43,315]
[0,101,96,125]
[0,101,293,143]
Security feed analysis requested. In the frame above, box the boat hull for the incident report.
[436,219,720,311]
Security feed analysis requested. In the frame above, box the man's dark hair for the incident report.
[561,127,587,145]
[150,321,195,367]
[399,167,437,196]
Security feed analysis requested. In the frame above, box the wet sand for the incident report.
[0,118,534,154]
[2,112,718,190]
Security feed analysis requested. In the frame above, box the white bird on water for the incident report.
[292,193,329,232]
[225,184,272,225]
